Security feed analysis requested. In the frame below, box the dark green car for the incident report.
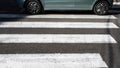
[17,0,113,15]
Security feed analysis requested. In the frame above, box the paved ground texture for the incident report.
[0,1,120,68]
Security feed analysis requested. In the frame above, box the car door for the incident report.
[75,0,97,10]
[44,0,75,10]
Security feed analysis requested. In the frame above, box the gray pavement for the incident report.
[0,1,120,68]
[0,13,120,68]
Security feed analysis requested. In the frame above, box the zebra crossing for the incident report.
[0,22,118,28]
[0,53,108,68]
[0,14,119,68]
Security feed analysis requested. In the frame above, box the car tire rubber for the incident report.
[25,0,43,14]
[93,1,109,15]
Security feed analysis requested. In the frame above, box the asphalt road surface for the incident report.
[0,1,120,68]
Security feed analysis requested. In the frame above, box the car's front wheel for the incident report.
[93,1,109,15]
[25,0,43,14]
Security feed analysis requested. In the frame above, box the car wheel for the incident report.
[25,0,43,14]
[93,1,109,15]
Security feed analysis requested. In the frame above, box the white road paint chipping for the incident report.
[0,34,117,43]
[0,14,117,19]
[0,53,108,68]
[0,22,119,28]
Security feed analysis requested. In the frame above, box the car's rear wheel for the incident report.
[25,0,43,14]
[93,1,109,15]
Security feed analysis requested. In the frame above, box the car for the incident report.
[17,0,113,15]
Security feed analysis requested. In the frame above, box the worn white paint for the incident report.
[0,22,119,28]
[0,14,117,19]
[0,53,108,68]
[0,34,117,43]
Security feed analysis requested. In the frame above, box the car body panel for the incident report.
[44,0,75,10]
[74,0,97,10]
[16,0,113,10]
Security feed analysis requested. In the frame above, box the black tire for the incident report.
[93,1,109,15]
[25,0,43,14]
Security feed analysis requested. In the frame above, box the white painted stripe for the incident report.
[0,14,117,19]
[113,2,120,5]
[0,53,108,68]
[0,34,117,43]
[0,22,119,28]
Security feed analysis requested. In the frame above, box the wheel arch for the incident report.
[92,0,111,9]
[24,0,44,10]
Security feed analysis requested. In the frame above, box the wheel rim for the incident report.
[27,2,40,14]
[95,2,108,14]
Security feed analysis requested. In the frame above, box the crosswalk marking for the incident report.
[0,14,117,19]
[0,34,117,43]
[0,22,119,28]
[0,53,108,68]
[0,13,118,68]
